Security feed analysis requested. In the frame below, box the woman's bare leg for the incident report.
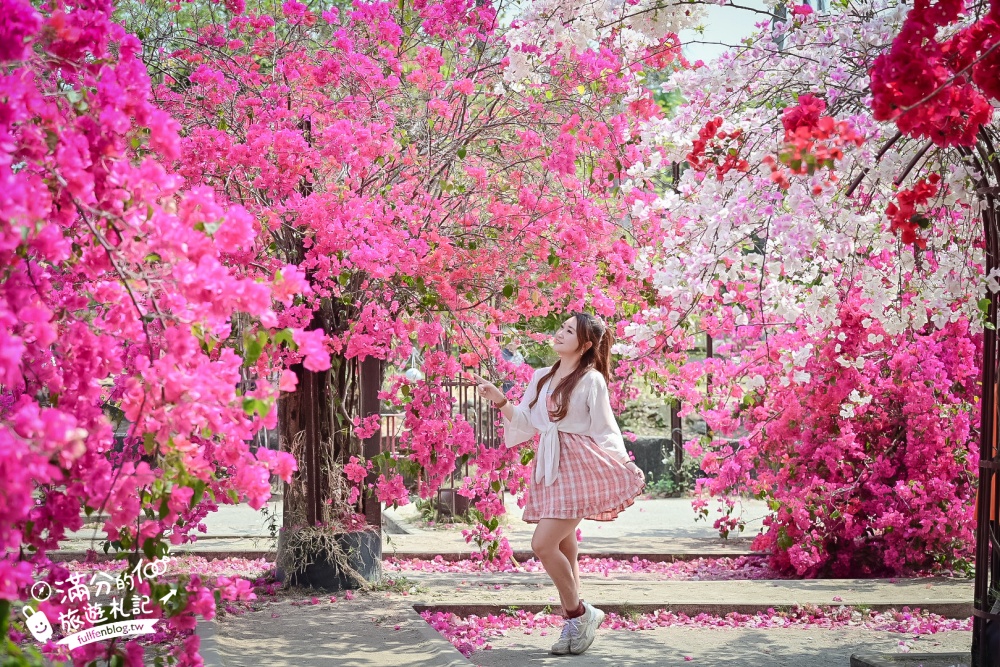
[531,518,584,614]
[558,529,581,601]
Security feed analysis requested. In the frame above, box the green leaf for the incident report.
[142,537,158,561]
[191,481,206,507]
[242,397,268,417]
[457,146,467,159]
[502,284,514,298]
[244,336,264,366]
[273,328,296,347]
[776,528,793,550]
[140,432,156,456]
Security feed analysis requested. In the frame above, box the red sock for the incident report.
[566,601,586,619]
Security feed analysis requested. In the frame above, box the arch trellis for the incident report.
[965,126,1000,667]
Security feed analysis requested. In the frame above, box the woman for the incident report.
[472,312,645,656]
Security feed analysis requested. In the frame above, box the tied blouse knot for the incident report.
[501,366,631,486]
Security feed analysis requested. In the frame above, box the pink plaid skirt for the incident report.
[521,430,645,524]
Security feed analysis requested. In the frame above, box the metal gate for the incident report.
[380,341,502,516]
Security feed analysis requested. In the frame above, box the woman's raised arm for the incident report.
[472,369,543,448]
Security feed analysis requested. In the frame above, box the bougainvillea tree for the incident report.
[0,0,304,663]
[120,0,699,563]
[619,0,992,576]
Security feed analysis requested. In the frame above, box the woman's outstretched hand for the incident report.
[470,372,506,405]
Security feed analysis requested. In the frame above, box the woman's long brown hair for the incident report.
[529,312,613,421]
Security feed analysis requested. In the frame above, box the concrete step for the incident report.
[383,533,759,560]
[473,626,970,667]
[851,654,970,667]
[404,572,973,618]
[52,534,758,563]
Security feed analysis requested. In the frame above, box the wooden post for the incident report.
[302,367,324,527]
[705,333,713,443]
[973,184,1000,667]
[670,399,682,486]
[278,316,332,533]
[359,355,383,531]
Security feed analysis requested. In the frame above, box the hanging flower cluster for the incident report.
[885,175,943,248]
[870,0,1000,147]
[763,94,865,191]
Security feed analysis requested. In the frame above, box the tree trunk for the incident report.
[278,307,385,532]
[277,300,337,528]
[278,358,332,530]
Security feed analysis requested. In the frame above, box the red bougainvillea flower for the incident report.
[870,0,998,147]
[885,174,942,249]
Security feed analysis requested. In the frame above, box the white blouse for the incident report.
[501,366,630,486]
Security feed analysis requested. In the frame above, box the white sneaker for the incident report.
[550,616,581,655]
[569,602,605,655]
